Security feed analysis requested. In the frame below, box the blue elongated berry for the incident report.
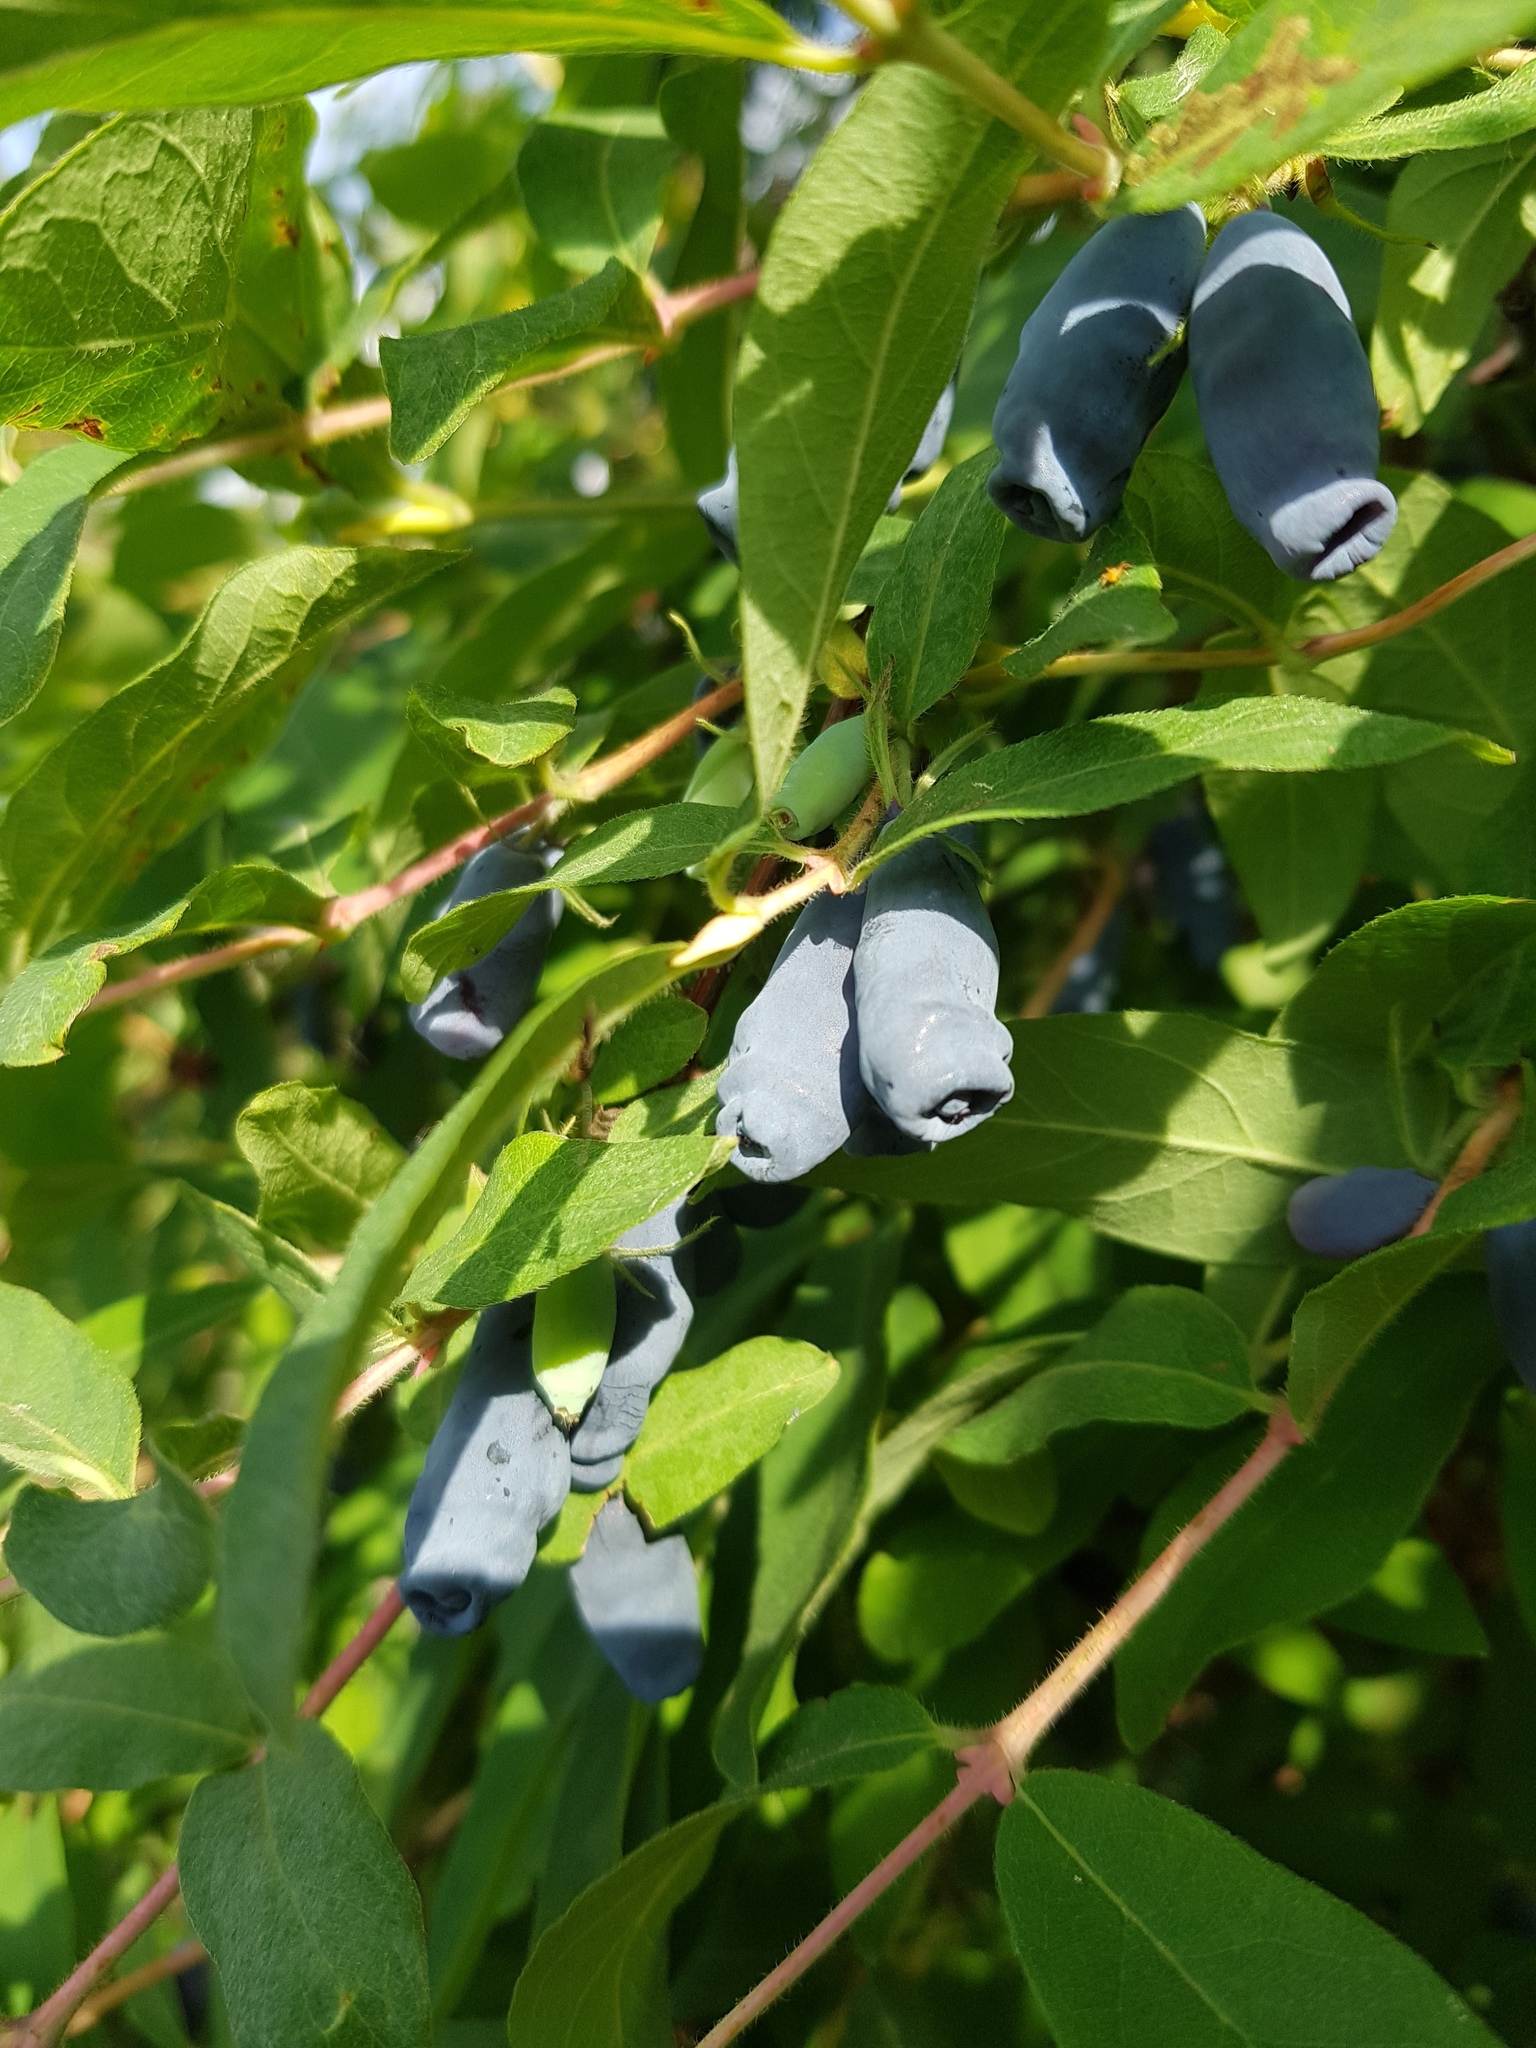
[568,1198,696,1490]
[569,1497,703,1702]
[697,380,956,563]
[409,841,561,1061]
[1051,904,1126,1015]
[989,207,1208,542]
[1286,1168,1437,1260]
[853,836,1014,1144]
[1488,1220,1536,1392]
[1147,814,1237,970]
[1189,211,1397,581]
[399,1301,571,1635]
[715,889,873,1182]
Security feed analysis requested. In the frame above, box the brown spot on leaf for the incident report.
[276,214,301,248]
[1128,16,1356,183]
[61,417,106,440]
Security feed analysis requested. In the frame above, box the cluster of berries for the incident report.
[989,206,1396,583]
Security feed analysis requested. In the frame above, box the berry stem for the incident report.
[1020,853,1127,1019]
[1409,1067,1526,1237]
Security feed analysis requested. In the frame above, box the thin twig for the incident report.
[1296,532,1536,662]
[6,1583,409,2048]
[1409,1067,1526,1237]
[1020,855,1126,1019]
[695,1407,1303,2048]
[319,795,560,936]
[646,268,760,344]
[85,927,316,1016]
[63,1940,206,2038]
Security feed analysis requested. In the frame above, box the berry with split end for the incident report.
[399,1301,570,1636]
[1190,211,1397,581]
[989,207,1207,542]
[853,835,1014,1144]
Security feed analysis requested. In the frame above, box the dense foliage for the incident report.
[8,2,1536,2045]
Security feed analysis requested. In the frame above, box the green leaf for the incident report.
[176,1186,328,1317]
[1330,60,1536,157]
[0,1795,72,2016]
[506,1803,739,2048]
[235,1082,406,1255]
[713,1221,898,1786]
[1120,0,1536,215]
[1286,1233,1475,1432]
[0,110,256,449]
[998,1771,1497,2048]
[383,261,655,463]
[0,1619,258,1790]
[940,1286,1264,1467]
[655,62,744,488]
[0,858,327,1067]
[1325,1536,1489,1657]
[5,1459,213,1636]
[408,682,576,772]
[1002,512,1176,685]
[1205,766,1376,960]
[589,996,707,1105]
[180,1720,431,2048]
[534,1674,646,1941]
[1115,1277,1500,1749]
[0,3,812,129]
[624,1335,840,1529]
[1500,1392,1536,1646]
[868,450,1006,727]
[760,1685,943,1792]
[736,0,1108,794]
[220,946,681,1731]
[401,1129,730,1315]
[81,1281,261,1378]
[861,1339,1063,1527]
[428,1589,600,2016]
[1372,142,1536,439]
[1276,896,1536,1054]
[865,700,1509,869]
[519,111,678,274]
[399,804,736,1001]
[0,440,129,724]
[0,545,444,952]
[858,1518,1043,1664]
[0,1282,138,1498]
[1126,450,1291,640]
[823,1012,1435,1265]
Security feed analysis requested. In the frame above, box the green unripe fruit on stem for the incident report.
[532,1258,617,1427]
[771,711,871,840]
[684,726,754,810]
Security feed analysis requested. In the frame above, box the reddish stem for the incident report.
[320,796,557,936]
[695,1405,1304,2048]
[5,1585,408,2047]
[64,1940,206,2038]
[1409,1067,1525,1237]
[1020,856,1126,1020]
[1298,531,1536,662]
[647,268,759,343]
[86,928,315,1015]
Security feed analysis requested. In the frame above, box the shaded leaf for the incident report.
[518,111,678,274]
[1206,766,1376,960]
[999,1770,1497,2048]
[0,1620,258,1790]
[1115,1278,1500,1749]
[869,450,1006,727]
[1287,1232,1475,1431]
[5,1459,214,1636]
[941,1286,1264,1467]
[180,1720,431,2048]
[1325,1536,1489,1657]
[823,1012,1435,1266]
[760,1685,943,1792]
[625,1336,840,1529]
[176,1186,328,1317]
[0,440,129,724]
[589,996,706,1105]
[506,1803,739,2048]
[384,261,655,463]
[236,1082,406,1255]
[0,1281,138,1498]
